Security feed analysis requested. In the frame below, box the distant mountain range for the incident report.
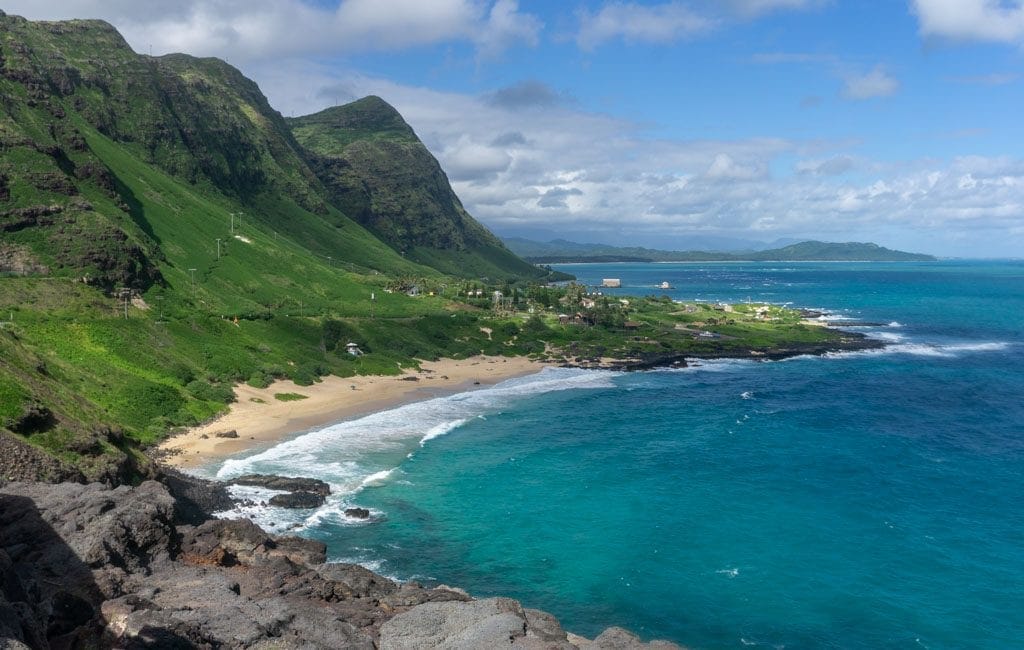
[504,238,937,263]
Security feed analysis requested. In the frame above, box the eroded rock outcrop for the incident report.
[0,480,681,649]
[228,473,331,496]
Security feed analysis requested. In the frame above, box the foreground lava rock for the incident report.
[0,479,680,649]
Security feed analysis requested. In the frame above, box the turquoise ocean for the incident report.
[204,261,1024,649]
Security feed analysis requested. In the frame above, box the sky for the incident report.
[8,1,1024,256]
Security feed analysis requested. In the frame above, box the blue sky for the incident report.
[14,1,1024,256]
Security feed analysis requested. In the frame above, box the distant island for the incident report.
[504,238,937,263]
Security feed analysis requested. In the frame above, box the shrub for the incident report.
[186,379,236,403]
[246,372,271,389]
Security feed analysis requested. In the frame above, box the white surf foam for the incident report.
[360,468,396,488]
[213,367,619,506]
[420,418,469,446]
[661,358,759,373]
[825,340,1012,360]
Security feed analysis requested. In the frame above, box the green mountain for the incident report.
[289,97,546,280]
[744,241,935,261]
[504,237,936,263]
[0,13,554,482]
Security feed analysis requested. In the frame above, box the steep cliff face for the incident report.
[290,96,545,280]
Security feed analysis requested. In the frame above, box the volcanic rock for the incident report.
[229,473,331,496]
[268,490,326,509]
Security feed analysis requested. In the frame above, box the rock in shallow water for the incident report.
[229,473,331,496]
[267,490,326,509]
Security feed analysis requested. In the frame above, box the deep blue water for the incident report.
[211,261,1024,649]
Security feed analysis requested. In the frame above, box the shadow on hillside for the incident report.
[0,491,195,649]
[113,174,161,246]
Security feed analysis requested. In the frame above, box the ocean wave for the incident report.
[661,358,758,373]
[213,367,619,501]
[825,340,1012,360]
[360,468,396,488]
[420,418,469,446]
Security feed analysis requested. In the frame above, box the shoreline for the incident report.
[156,355,550,470]
[157,332,881,470]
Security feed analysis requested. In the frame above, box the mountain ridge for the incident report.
[504,237,937,263]
[288,97,546,280]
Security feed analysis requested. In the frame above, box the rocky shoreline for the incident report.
[0,473,681,649]
[560,330,884,372]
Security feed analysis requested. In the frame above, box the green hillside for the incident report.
[0,13,548,482]
[289,97,550,280]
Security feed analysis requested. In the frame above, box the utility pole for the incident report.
[118,288,130,319]
[370,292,375,319]
[188,268,197,297]
[216,238,222,259]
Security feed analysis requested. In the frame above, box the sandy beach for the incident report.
[157,355,548,469]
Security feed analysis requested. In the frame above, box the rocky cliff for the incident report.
[289,97,546,281]
[0,476,680,649]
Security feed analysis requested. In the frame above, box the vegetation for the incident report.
[274,393,308,402]
[505,237,937,263]
[0,13,864,484]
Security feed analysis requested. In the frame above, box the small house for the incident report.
[581,298,596,309]
[345,342,363,356]
[624,321,642,330]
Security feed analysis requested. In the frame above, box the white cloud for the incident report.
[843,66,900,100]
[255,69,1024,255]
[795,155,855,176]
[911,0,1024,44]
[2,0,541,61]
[576,2,714,50]
[439,136,514,181]
[475,0,542,58]
[574,0,821,50]
[727,0,821,18]
[704,153,768,181]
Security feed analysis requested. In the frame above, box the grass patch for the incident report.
[274,392,308,402]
